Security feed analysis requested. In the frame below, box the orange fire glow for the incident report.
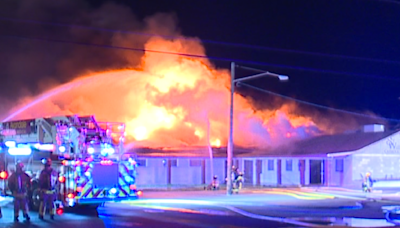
[4,36,322,149]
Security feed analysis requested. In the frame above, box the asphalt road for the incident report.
[0,206,105,228]
[1,187,400,228]
[97,187,400,228]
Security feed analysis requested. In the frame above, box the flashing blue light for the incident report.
[101,147,115,156]
[8,147,32,156]
[5,141,16,148]
[109,188,117,195]
[87,147,95,154]
[59,146,66,153]
[33,143,55,151]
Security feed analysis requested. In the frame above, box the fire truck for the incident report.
[0,115,140,212]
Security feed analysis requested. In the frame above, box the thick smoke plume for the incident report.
[0,0,173,110]
[0,0,378,149]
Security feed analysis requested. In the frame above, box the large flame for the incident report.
[3,36,322,148]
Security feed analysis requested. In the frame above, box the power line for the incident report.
[1,34,399,82]
[1,16,400,66]
[237,82,400,123]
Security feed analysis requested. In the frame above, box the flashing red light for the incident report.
[100,160,113,165]
[76,160,82,166]
[76,187,83,192]
[67,193,75,199]
[137,190,143,196]
[62,160,68,166]
[56,208,64,215]
[58,176,66,183]
[129,184,136,190]
[0,171,8,179]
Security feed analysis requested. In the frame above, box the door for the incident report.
[244,160,253,184]
[167,159,172,185]
[299,159,305,186]
[277,159,282,185]
[309,160,322,184]
[256,159,262,186]
[201,159,206,185]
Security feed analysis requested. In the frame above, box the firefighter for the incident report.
[8,161,31,222]
[205,175,220,190]
[236,172,244,191]
[211,175,219,190]
[231,166,240,193]
[38,158,57,220]
[362,172,374,192]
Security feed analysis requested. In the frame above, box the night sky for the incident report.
[1,0,400,127]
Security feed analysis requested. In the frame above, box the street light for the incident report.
[226,62,289,195]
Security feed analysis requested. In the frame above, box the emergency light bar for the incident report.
[5,141,16,148]
[87,143,116,156]
[33,143,55,152]
[101,147,115,156]
[8,147,32,156]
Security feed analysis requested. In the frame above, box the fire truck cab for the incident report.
[0,115,139,210]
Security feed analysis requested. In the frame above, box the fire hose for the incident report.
[383,206,400,225]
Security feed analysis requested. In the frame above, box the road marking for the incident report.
[251,189,334,200]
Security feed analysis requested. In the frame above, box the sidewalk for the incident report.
[308,186,400,202]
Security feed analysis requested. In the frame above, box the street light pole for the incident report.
[227,62,235,195]
[226,62,288,195]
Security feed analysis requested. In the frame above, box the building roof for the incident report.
[250,128,400,157]
[129,146,237,158]
[129,128,400,158]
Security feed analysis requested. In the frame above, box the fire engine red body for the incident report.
[0,115,139,210]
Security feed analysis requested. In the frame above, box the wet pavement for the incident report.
[98,187,400,227]
[0,207,105,228]
[1,187,400,227]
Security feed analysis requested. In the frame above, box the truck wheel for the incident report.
[30,189,41,211]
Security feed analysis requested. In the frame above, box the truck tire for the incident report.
[30,188,41,211]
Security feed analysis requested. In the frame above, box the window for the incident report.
[335,159,344,172]
[190,159,202,167]
[286,159,293,171]
[136,159,147,167]
[267,160,274,171]
[170,159,177,167]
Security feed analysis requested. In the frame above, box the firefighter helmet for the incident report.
[42,158,52,166]
[16,161,24,171]
[366,172,371,177]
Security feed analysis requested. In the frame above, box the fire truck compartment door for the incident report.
[92,163,119,188]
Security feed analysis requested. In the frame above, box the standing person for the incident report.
[8,161,31,222]
[38,158,57,220]
[363,172,374,192]
[231,166,240,193]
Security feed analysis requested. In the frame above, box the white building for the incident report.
[131,124,400,189]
